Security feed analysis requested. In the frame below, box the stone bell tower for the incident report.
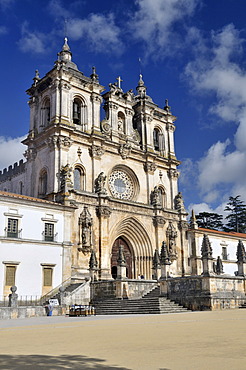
[22,38,104,199]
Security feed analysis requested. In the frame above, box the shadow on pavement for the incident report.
[0,354,130,369]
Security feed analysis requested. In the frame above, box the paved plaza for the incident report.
[0,310,245,369]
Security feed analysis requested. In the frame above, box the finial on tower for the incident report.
[90,66,99,82]
[136,73,146,98]
[190,209,198,229]
[164,99,171,112]
[33,69,40,86]
[62,37,70,52]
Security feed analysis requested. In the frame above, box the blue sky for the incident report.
[1,0,246,216]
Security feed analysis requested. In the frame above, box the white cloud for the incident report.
[184,23,246,207]
[0,136,25,170]
[18,22,46,54]
[0,0,15,9]
[188,202,213,215]
[130,0,199,57]
[48,0,71,19]
[67,14,123,54]
[0,25,7,35]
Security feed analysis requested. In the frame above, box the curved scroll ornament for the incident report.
[101,119,111,135]
[78,206,93,254]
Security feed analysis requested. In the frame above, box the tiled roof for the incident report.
[0,190,57,205]
[191,227,246,238]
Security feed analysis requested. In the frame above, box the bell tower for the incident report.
[22,38,104,199]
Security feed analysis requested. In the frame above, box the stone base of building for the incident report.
[160,275,246,311]
[0,305,66,320]
[91,279,158,301]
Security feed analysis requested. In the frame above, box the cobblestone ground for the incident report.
[0,310,245,370]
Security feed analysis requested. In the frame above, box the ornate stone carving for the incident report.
[90,92,102,103]
[47,135,59,149]
[160,241,171,266]
[168,169,179,179]
[153,215,165,227]
[178,220,189,231]
[237,240,246,263]
[23,147,37,161]
[101,119,111,135]
[201,234,213,259]
[89,145,105,158]
[150,186,162,207]
[174,192,185,211]
[96,206,112,218]
[60,136,72,148]
[152,249,161,269]
[78,206,93,254]
[131,129,141,144]
[166,123,175,132]
[144,162,157,174]
[89,249,98,269]
[119,143,132,159]
[94,172,107,195]
[60,164,73,192]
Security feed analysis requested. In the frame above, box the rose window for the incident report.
[108,170,134,200]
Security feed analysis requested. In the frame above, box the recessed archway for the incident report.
[111,237,134,279]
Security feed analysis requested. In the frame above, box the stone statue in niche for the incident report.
[166,222,178,260]
[150,186,161,207]
[94,172,107,194]
[174,192,185,211]
[78,206,93,254]
[118,117,124,133]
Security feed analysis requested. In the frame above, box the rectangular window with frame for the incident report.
[44,223,54,242]
[43,267,53,286]
[5,265,16,286]
[7,218,18,238]
[222,246,228,260]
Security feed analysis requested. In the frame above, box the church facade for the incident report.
[0,39,190,283]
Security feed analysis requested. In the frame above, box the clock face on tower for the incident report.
[108,170,134,200]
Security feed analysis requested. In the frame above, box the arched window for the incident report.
[73,98,81,125]
[158,186,166,208]
[117,112,126,134]
[41,98,51,128]
[73,97,87,129]
[73,167,85,191]
[153,128,160,150]
[153,127,165,154]
[38,169,48,198]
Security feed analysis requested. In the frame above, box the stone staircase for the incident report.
[93,286,190,315]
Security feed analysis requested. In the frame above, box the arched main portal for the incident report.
[111,237,134,279]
